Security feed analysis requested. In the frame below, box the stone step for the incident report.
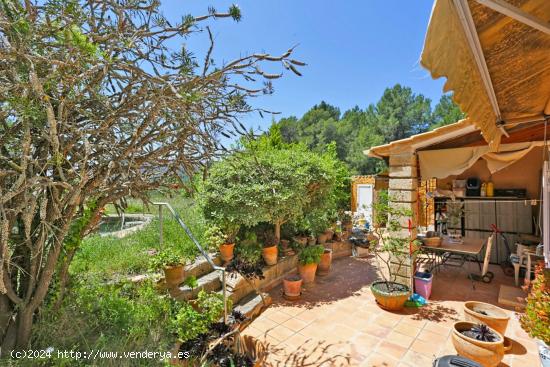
[170,270,222,301]
[234,292,272,327]
[184,253,221,279]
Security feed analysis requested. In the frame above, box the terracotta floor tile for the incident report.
[362,323,392,339]
[294,309,319,323]
[277,305,306,317]
[393,322,421,338]
[266,310,293,324]
[374,315,401,328]
[423,322,452,336]
[375,340,408,360]
[267,324,295,341]
[399,317,428,329]
[401,350,434,367]
[283,331,312,349]
[281,317,309,332]
[416,328,443,343]
[387,330,414,348]
[250,316,277,332]
[410,338,437,358]
[332,323,361,340]
[361,351,399,367]
[351,332,383,353]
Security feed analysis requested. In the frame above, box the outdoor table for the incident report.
[417,237,487,273]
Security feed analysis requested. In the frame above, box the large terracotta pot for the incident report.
[452,321,504,367]
[317,249,332,275]
[164,265,184,286]
[219,243,235,263]
[283,275,303,299]
[370,281,409,311]
[324,229,334,241]
[298,263,318,283]
[464,301,510,335]
[262,245,278,266]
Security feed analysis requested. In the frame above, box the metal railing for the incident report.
[153,202,228,323]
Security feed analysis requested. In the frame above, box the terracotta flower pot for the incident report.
[452,321,504,367]
[370,281,410,311]
[219,243,235,263]
[298,263,318,283]
[307,237,317,246]
[164,264,184,286]
[283,275,302,300]
[463,301,510,335]
[317,249,332,275]
[262,245,278,266]
[317,233,329,244]
[324,229,334,241]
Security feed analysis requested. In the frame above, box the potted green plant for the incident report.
[206,224,238,264]
[369,191,420,311]
[317,248,333,275]
[452,322,504,367]
[298,245,324,283]
[261,230,278,266]
[520,263,550,367]
[150,250,185,287]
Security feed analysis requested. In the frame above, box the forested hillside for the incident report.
[272,84,464,175]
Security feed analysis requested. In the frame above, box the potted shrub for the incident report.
[463,301,510,336]
[520,263,550,367]
[261,230,278,266]
[452,322,504,367]
[283,274,303,300]
[298,245,324,283]
[369,191,420,311]
[206,224,238,264]
[317,248,332,275]
[150,250,185,287]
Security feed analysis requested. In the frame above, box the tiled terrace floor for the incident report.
[243,256,540,367]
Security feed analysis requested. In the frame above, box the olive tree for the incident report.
[200,137,341,242]
[0,0,303,350]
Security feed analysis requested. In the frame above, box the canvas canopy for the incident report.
[421,0,550,150]
[418,141,544,179]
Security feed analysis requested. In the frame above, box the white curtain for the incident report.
[418,142,544,179]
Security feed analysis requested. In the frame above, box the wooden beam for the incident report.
[475,0,550,36]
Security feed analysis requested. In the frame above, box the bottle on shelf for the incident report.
[480,182,487,197]
[487,180,494,197]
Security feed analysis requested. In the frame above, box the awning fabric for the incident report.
[419,142,544,179]
[421,0,550,150]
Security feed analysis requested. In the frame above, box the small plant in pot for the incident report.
[520,262,550,367]
[149,250,185,287]
[370,191,420,311]
[261,230,278,266]
[452,322,504,367]
[317,248,332,275]
[206,224,239,264]
[298,245,324,283]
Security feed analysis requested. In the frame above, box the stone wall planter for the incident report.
[164,265,184,287]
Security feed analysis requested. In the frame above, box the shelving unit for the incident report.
[433,196,534,264]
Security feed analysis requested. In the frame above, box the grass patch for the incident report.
[71,194,208,278]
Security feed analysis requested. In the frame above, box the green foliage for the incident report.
[149,249,184,271]
[184,275,199,290]
[274,86,464,175]
[33,279,179,366]
[172,290,230,342]
[204,224,227,248]
[431,94,466,130]
[520,264,550,344]
[371,191,421,284]
[298,245,325,265]
[71,196,206,278]
[64,200,97,250]
[200,138,342,239]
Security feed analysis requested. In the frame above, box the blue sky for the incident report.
[161,1,445,131]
